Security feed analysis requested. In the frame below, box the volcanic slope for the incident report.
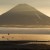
[0,4,50,25]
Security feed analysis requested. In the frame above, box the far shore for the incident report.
[0,25,50,28]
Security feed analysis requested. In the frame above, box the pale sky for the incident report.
[0,0,50,17]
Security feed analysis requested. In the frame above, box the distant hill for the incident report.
[0,4,50,26]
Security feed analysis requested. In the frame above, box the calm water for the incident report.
[0,27,50,34]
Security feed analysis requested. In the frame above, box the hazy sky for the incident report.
[0,0,50,17]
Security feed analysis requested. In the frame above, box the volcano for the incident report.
[0,4,50,26]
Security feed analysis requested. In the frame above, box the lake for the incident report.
[0,27,50,34]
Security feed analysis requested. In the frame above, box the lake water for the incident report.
[0,27,50,34]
